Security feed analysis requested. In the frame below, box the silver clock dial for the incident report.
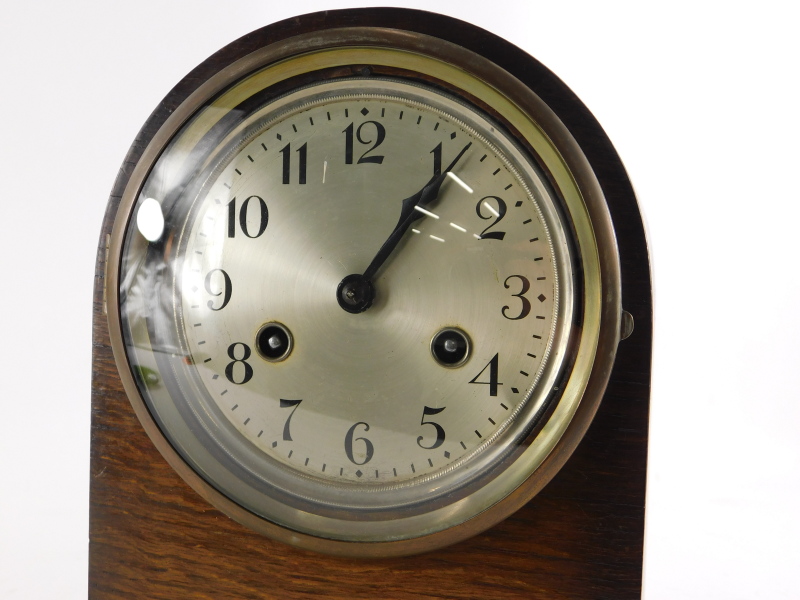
[175,80,568,488]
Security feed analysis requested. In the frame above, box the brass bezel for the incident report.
[106,27,621,557]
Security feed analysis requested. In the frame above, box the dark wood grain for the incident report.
[90,9,651,599]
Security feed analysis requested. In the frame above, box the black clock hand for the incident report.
[363,141,472,281]
[337,142,472,313]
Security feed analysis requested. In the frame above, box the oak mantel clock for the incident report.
[90,8,651,599]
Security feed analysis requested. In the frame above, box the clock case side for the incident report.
[91,8,651,598]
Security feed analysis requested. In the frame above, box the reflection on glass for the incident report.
[446,171,474,193]
[136,197,165,242]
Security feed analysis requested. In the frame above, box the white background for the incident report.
[1,1,798,598]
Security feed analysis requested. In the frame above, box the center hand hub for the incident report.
[337,274,375,313]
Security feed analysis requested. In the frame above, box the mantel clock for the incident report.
[90,8,651,599]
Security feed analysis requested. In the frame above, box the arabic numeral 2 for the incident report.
[417,406,446,450]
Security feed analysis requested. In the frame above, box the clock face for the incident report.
[109,29,619,555]
[173,79,571,487]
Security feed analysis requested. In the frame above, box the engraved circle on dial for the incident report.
[176,79,569,490]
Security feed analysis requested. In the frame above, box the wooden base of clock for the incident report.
[90,214,651,599]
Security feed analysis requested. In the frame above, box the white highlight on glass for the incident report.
[450,222,467,233]
[446,171,474,193]
[429,235,445,242]
[414,206,440,219]
[482,200,500,218]
[136,197,165,242]
[323,160,328,184]
[411,228,421,234]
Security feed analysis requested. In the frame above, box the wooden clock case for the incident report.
[90,8,652,599]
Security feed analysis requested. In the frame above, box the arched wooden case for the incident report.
[90,8,651,599]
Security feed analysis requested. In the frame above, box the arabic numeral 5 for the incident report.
[417,406,446,450]
[476,196,507,240]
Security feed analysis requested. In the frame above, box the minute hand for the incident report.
[361,141,472,282]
